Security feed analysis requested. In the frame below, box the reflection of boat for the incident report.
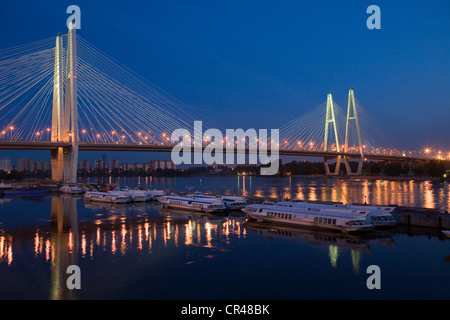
[276,200,398,228]
[158,195,227,213]
[60,185,85,194]
[159,208,213,221]
[186,193,248,210]
[84,191,132,204]
[244,220,373,254]
[243,203,374,233]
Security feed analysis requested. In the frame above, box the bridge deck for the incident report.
[0,141,426,161]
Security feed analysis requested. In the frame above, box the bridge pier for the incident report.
[343,155,364,175]
[323,156,342,175]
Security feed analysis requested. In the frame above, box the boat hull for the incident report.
[246,212,373,233]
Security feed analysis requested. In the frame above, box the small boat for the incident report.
[158,195,227,213]
[186,193,248,210]
[442,230,450,237]
[60,184,85,194]
[84,191,132,204]
[0,181,13,189]
[243,203,374,233]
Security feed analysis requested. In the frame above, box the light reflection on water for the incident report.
[81,175,450,212]
[0,176,449,299]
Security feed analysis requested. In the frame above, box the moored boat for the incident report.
[146,189,166,200]
[60,184,85,194]
[243,203,374,233]
[158,195,227,213]
[2,187,47,197]
[84,191,132,204]
[186,193,248,210]
[128,189,150,202]
[276,200,397,227]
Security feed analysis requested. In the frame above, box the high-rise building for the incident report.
[0,158,11,171]
[80,160,91,171]
[109,159,120,170]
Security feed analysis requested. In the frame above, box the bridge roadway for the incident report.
[0,140,427,162]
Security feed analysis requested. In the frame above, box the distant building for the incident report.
[0,158,11,171]
[149,160,176,171]
[94,159,105,173]
[80,160,91,171]
[16,157,50,173]
[109,159,120,170]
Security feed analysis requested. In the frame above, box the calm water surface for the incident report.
[0,176,449,300]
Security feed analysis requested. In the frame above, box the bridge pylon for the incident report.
[343,87,364,175]
[51,33,65,181]
[323,92,342,175]
[51,22,79,183]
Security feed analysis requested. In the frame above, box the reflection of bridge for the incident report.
[0,22,433,182]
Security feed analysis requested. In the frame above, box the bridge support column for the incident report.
[344,155,364,175]
[324,156,342,175]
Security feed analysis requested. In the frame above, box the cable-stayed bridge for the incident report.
[0,25,432,182]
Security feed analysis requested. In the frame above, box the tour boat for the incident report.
[60,184,85,194]
[186,193,248,210]
[146,189,166,200]
[84,191,132,204]
[243,203,374,233]
[127,189,150,202]
[276,200,397,227]
[158,195,227,213]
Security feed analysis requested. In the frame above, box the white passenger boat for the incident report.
[277,200,397,227]
[84,191,132,204]
[186,193,248,210]
[158,195,227,213]
[127,189,150,202]
[147,189,166,200]
[0,181,13,189]
[243,203,374,233]
[60,184,85,194]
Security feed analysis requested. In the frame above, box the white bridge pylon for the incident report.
[323,87,364,175]
[51,21,78,183]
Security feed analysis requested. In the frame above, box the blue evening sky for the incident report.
[0,0,449,164]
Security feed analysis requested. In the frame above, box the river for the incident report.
[0,176,449,300]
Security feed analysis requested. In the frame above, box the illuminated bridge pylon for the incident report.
[51,21,78,183]
[343,87,364,175]
[323,92,341,175]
